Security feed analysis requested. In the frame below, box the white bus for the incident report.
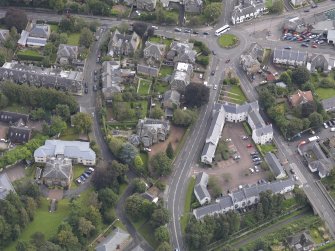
[215,25,230,36]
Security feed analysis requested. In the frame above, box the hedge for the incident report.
[17,53,44,62]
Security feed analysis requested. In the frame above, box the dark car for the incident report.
[212,50,216,55]
[93,85,97,91]
[211,71,215,75]
[84,82,88,88]
[290,168,295,174]
[301,43,309,47]
[94,75,98,82]
[225,59,230,63]
[193,31,199,34]
[203,32,209,35]
[304,9,310,12]
[84,88,88,94]
[284,46,292,49]
[80,175,86,182]
[94,70,98,75]
[83,173,90,178]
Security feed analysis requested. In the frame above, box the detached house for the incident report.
[0,111,31,143]
[167,41,196,64]
[170,62,193,92]
[108,29,141,57]
[162,90,181,118]
[136,0,157,11]
[240,43,263,77]
[307,54,330,73]
[184,0,203,13]
[42,157,73,188]
[143,41,166,62]
[289,89,313,107]
[136,118,170,147]
[57,44,79,65]
[25,23,50,47]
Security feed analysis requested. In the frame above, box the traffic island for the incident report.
[218,34,240,49]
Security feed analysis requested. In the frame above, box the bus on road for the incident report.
[215,25,230,36]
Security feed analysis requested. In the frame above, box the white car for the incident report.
[144,147,152,152]
[324,122,328,129]
[213,85,217,90]
[254,166,260,173]
[249,168,255,174]
[88,167,95,172]
[151,26,158,30]
[225,138,232,142]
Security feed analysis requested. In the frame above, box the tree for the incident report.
[49,0,65,12]
[30,232,45,249]
[185,83,210,107]
[150,152,172,176]
[55,104,71,121]
[150,208,170,228]
[125,194,145,219]
[79,27,94,48]
[107,135,124,157]
[45,116,67,136]
[172,109,197,127]
[77,217,95,237]
[133,178,147,193]
[293,188,308,206]
[301,101,316,117]
[0,52,5,66]
[259,89,276,110]
[72,112,92,134]
[0,92,8,109]
[16,241,35,251]
[309,112,323,128]
[208,177,222,198]
[204,3,222,23]
[56,228,80,251]
[291,67,310,86]
[279,71,292,86]
[4,9,28,32]
[269,0,284,14]
[255,203,264,221]
[132,22,148,38]
[166,142,174,159]
[157,241,172,251]
[119,143,138,165]
[151,106,164,119]
[118,22,129,33]
[98,188,118,209]
[154,226,169,243]
[133,155,145,174]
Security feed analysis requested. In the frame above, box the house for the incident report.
[231,0,267,24]
[17,30,29,47]
[143,41,166,62]
[136,118,170,147]
[286,231,315,251]
[194,172,211,205]
[193,179,295,219]
[307,54,330,73]
[201,101,273,165]
[290,0,306,7]
[327,29,335,44]
[162,90,181,109]
[240,43,263,77]
[8,118,32,144]
[0,62,83,95]
[273,48,307,66]
[166,41,196,63]
[101,61,135,103]
[265,152,286,179]
[289,89,313,107]
[321,96,335,112]
[298,141,333,178]
[174,62,193,75]
[170,70,191,92]
[34,140,96,166]
[184,0,203,13]
[137,64,159,77]
[95,228,132,251]
[42,157,73,188]
[108,29,141,57]
[136,0,157,11]
[26,37,47,47]
[57,44,79,65]
[0,173,15,200]
[0,111,29,124]
[29,24,50,39]
[0,29,9,45]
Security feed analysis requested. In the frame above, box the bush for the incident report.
[17,53,44,61]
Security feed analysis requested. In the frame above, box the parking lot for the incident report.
[194,122,270,193]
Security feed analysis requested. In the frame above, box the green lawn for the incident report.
[259,143,277,154]
[138,79,152,95]
[315,88,335,100]
[227,85,247,104]
[218,34,239,48]
[130,218,160,249]
[4,103,30,114]
[71,165,87,188]
[5,198,70,251]
[17,49,41,57]
[140,152,149,174]
[67,33,80,46]
[159,66,174,77]
[50,24,59,33]
[180,177,195,234]
[148,36,173,47]
[60,127,79,141]
[265,0,273,8]
[154,82,169,94]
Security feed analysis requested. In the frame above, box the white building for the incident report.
[194,172,211,205]
[273,48,307,67]
[34,140,96,166]
[231,0,267,25]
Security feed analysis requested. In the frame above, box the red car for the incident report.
[246,144,253,148]
[312,44,318,48]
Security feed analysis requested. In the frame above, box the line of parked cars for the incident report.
[174,27,209,35]
[249,151,263,174]
[282,30,327,48]
[324,118,335,131]
[76,167,95,185]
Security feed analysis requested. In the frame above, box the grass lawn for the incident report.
[315,88,335,100]
[140,152,149,173]
[218,34,238,48]
[259,143,277,154]
[310,227,324,244]
[262,48,272,66]
[180,177,195,234]
[60,127,79,141]
[159,66,174,77]
[71,164,87,188]
[130,217,160,249]
[5,198,70,251]
[138,79,152,95]
[67,33,80,46]
[148,36,173,47]
[5,103,30,114]
[228,85,247,104]
[265,0,273,8]
[17,49,41,57]
[50,24,59,33]
[154,82,169,94]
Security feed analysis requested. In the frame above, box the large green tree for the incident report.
[291,67,310,86]
[185,83,210,107]
[150,208,169,228]
[172,109,197,127]
[4,9,28,32]
[150,152,172,176]
[72,112,92,134]
[119,143,138,165]
[269,0,284,14]
[204,3,222,23]
[309,112,323,128]
[79,27,94,48]
[154,226,170,243]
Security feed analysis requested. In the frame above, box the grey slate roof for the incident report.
[95,228,131,251]
[321,96,335,111]
[168,41,196,63]
[8,125,31,144]
[248,109,264,128]
[265,152,285,178]
[57,44,79,60]
[26,37,47,46]
[0,172,15,200]
[194,172,211,204]
[29,24,50,38]
[273,48,308,63]
[0,111,29,124]
[43,158,72,180]
[34,140,96,161]
[137,64,159,77]
[163,90,180,104]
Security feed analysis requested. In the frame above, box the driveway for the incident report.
[4,163,25,182]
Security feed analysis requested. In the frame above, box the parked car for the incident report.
[312,44,318,48]
[203,32,209,35]
[225,138,232,142]
[290,168,295,174]
[211,71,215,75]
[152,26,158,30]
[212,50,216,55]
[250,151,258,155]
[84,88,88,94]
[175,27,182,32]
[213,84,217,90]
[233,155,241,160]
[184,28,192,33]
[324,122,328,129]
[88,167,95,172]
[304,9,310,12]
[80,175,86,182]
[246,144,253,148]
[83,172,90,178]
[254,166,260,173]
[301,43,309,47]
[284,46,292,49]
[93,85,97,91]
[225,59,230,63]
[249,167,255,174]
[144,147,152,152]
[193,30,199,34]
[253,158,261,162]
[242,136,249,140]
[76,178,82,184]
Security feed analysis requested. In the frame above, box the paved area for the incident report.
[48,189,64,200]
[4,163,25,182]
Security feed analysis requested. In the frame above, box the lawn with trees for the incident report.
[218,34,239,48]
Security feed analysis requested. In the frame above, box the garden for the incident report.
[218,34,239,48]
[137,79,152,95]
[148,36,173,47]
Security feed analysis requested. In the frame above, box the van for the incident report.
[331,128,335,132]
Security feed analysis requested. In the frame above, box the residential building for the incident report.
[17,30,29,47]
[137,64,159,77]
[34,140,96,166]
[289,89,313,107]
[184,0,203,13]
[298,141,333,178]
[42,157,73,188]
[286,231,315,251]
[273,48,307,66]
[265,152,286,179]
[0,111,29,124]
[166,41,196,63]
[8,119,32,144]
[240,43,263,77]
[170,70,191,92]
[0,173,15,200]
[174,62,193,75]
[231,0,267,24]
[57,44,79,65]
[0,62,83,95]
[143,41,166,62]
[307,54,332,73]
[201,101,273,165]
[136,118,170,147]
[194,172,211,205]
[193,179,295,219]
[95,228,132,251]
[108,29,141,57]
[26,37,47,47]
[162,90,181,109]
[0,29,9,45]
[136,0,157,11]
[321,96,335,112]
[290,0,306,7]
[28,24,50,39]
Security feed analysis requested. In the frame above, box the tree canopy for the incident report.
[185,83,210,107]
[150,152,172,176]
[4,8,28,32]
[291,67,310,86]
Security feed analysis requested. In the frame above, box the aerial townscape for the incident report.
[2,0,335,251]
